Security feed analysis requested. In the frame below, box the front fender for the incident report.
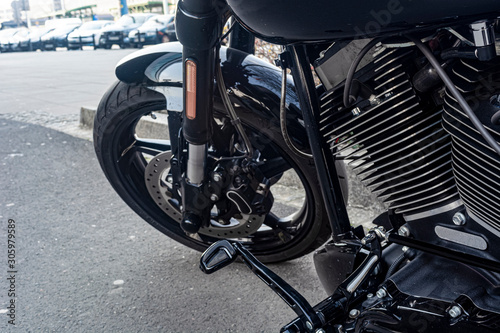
[115,42,309,151]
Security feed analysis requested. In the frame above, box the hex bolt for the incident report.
[315,329,326,333]
[366,293,374,298]
[452,212,466,226]
[210,194,219,202]
[349,309,360,319]
[361,233,375,245]
[305,321,313,331]
[376,288,387,299]
[398,225,410,237]
[448,305,462,318]
[213,173,222,182]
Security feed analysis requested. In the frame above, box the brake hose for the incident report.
[215,48,254,159]
[406,35,500,157]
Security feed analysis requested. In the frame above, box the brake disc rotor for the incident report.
[144,151,265,238]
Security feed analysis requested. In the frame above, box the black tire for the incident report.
[94,81,331,263]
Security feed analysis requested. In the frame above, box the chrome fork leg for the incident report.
[186,143,206,185]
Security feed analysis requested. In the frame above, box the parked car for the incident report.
[99,13,158,49]
[128,14,176,47]
[18,27,54,51]
[0,28,29,52]
[67,20,114,50]
[41,24,80,50]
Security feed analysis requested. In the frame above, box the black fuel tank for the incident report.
[227,0,500,43]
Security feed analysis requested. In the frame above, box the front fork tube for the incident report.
[175,0,225,234]
[180,41,218,233]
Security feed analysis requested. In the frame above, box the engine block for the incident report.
[319,47,460,217]
[443,58,500,233]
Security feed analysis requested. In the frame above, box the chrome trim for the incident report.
[434,225,488,250]
[468,210,500,238]
[346,255,379,293]
[325,86,414,140]
[396,193,459,214]
[343,112,441,160]
[403,199,464,221]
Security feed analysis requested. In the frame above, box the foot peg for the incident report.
[200,240,323,332]
[199,240,237,274]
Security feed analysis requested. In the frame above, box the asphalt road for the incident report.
[0,49,326,332]
[0,118,326,332]
[0,48,136,116]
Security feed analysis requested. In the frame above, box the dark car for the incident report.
[18,27,55,51]
[128,15,176,47]
[99,13,157,49]
[41,24,81,50]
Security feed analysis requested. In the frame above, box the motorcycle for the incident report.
[93,0,500,331]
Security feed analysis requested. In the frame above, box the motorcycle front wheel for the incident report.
[94,81,333,263]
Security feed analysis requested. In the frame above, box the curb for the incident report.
[80,106,170,139]
[80,106,96,129]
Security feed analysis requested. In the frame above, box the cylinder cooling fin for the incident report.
[443,58,500,232]
[319,47,461,216]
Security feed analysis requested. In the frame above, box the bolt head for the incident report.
[305,321,313,330]
[398,225,410,237]
[210,194,219,202]
[361,233,375,245]
[452,212,466,226]
[315,329,326,333]
[449,305,462,318]
[213,173,222,182]
[376,288,387,299]
[349,309,360,319]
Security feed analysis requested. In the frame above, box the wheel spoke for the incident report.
[134,138,171,155]
[117,145,147,172]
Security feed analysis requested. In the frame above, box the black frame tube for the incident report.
[228,21,255,54]
[389,233,500,273]
[288,45,352,240]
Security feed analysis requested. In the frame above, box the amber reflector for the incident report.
[185,60,197,120]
